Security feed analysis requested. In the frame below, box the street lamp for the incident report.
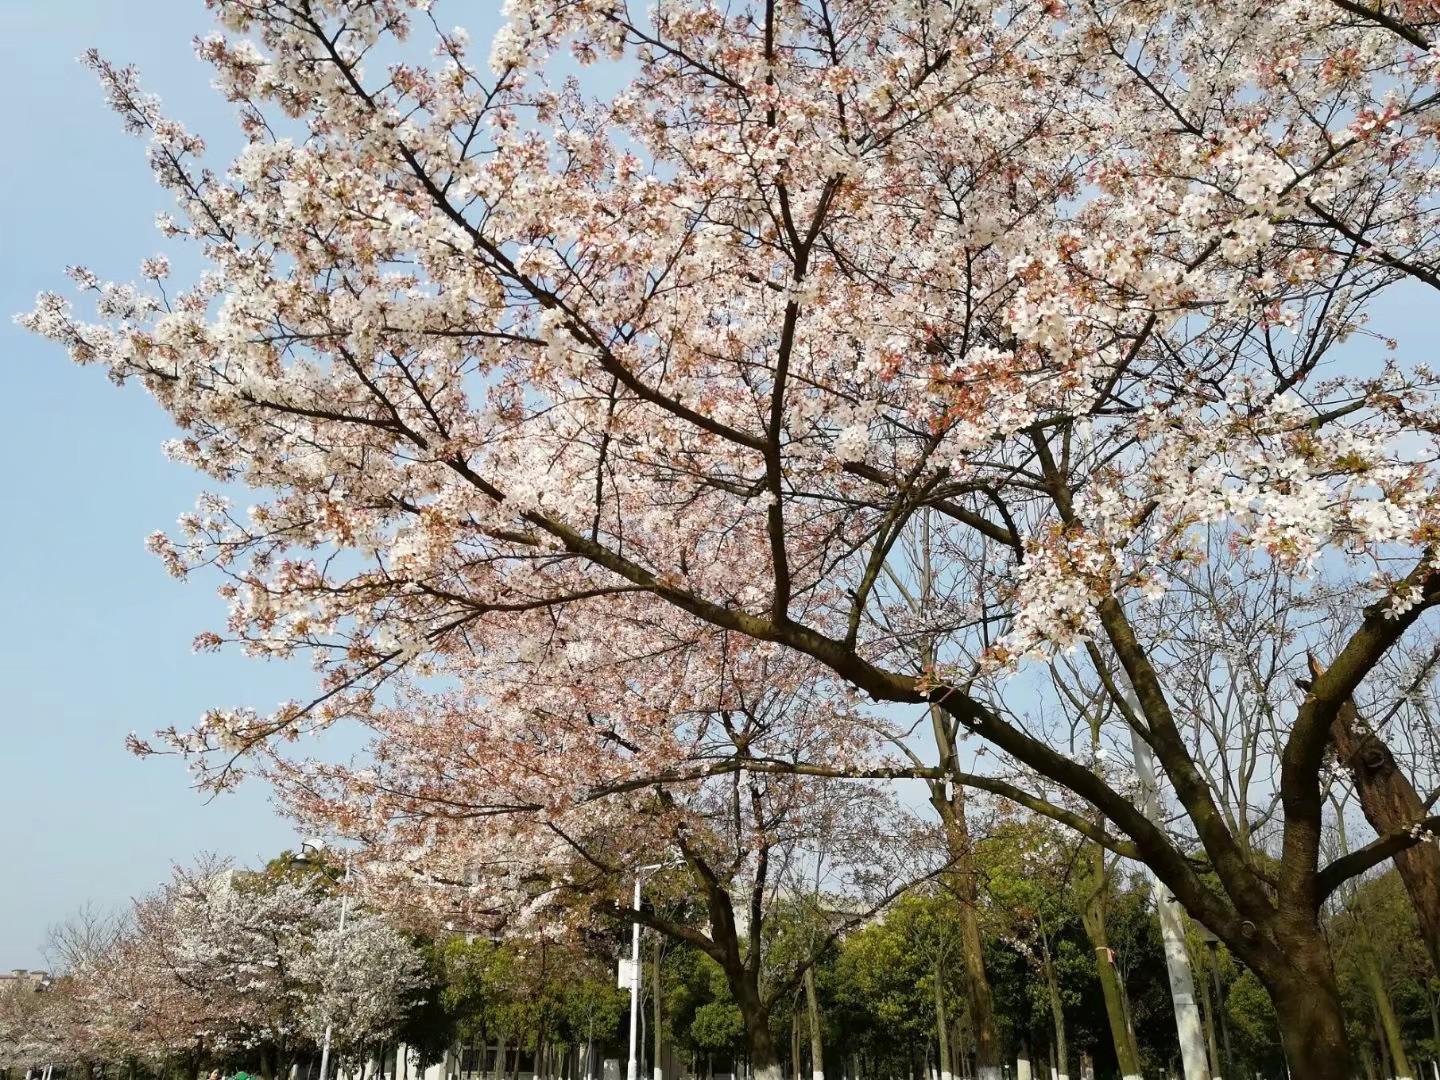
[297,838,352,1080]
[625,861,680,1080]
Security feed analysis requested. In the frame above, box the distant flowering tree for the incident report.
[22,1,1440,1075]
[66,860,424,1067]
[292,915,430,1049]
[0,979,73,1074]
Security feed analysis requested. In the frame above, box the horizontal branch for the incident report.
[1316,815,1440,900]
[591,899,725,963]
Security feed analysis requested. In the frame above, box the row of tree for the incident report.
[8,819,1439,1080]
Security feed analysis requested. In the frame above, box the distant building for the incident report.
[0,968,51,992]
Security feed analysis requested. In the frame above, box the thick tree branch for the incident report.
[1316,816,1440,899]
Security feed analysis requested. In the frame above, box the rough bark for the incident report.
[1322,661,1440,977]
[1269,930,1352,1080]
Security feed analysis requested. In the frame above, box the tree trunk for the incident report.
[654,937,665,1080]
[679,844,783,1080]
[1315,658,1440,976]
[934,957,953,1080]
[1077,851,1143,1080]
[1075,711,1144,1080]
[1267,948,1352,1080]
[1430,992,1440,1071]
[1043,950,1068,1080]
[804,967,824,1080]
[1377,1006,1395,1080]
[1195,946,1222,1080]
[929,777,1002,1080]
[1363,949,1416,1080]
[494,1033,508,1080]
[715,955,781,1080]
[1015,1044,1031,1080]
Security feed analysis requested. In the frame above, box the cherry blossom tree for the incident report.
[59,859,426,1070]
[22,1,1440,1076]
[63,895,219,1067]
[293,916,430,1051]
[328,672,939,1079]
[0,978,74,1076]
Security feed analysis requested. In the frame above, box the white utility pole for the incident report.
[625,862,681,1080]
[1122,684,1210,1080]
[627,872,644,1080]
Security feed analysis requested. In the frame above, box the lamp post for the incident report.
[626,861,680,1080]
[299,838,351,1080]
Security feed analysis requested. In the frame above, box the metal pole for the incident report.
[1123,684,1208,1080]
[319,858,352,1080]
[628,874,643,1080]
